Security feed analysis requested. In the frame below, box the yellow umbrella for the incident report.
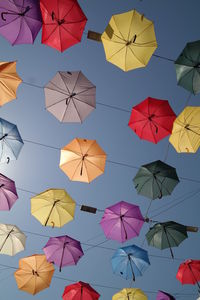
[0,61,22,106]
[14,254,54,295]
[31,189,76,227]
[169,106,200,153]
[59,138,107,183]
[112,288,148,300]
[101,9,157,71]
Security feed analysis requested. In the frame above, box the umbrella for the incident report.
[0,223,26,256]
[146,221,188,259]
[176,259,200,291]
[0,0,42,45]
[40,0,87,52]
[43,235,84,272]
[112,288,148,300]
[14,254,54,295]
[133,160,179,200]
[59,138,107,183]
[31,188,76,227]
[0,61,22,106]
[100,201,145,243]
[111,244,150,281]
[100,9,157,71]
[128,97,176,144]
[156,290,175,300]
[62,281,100,300]
[44,71,96,123]
[0,173,18,210]
[175,40,200,94]
[0,117,24,163]
[169,106,200,153]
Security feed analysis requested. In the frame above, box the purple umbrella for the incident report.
[156,291,176,300]
[0,0,42,45]
[43,235,84,272]
[100,201,145,243]
[0,173,18,210]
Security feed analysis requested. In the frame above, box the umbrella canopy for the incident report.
[177,259,200,285]
[100,201,144,243]
[0,173,18,210]
[44,71,96,123]
[175,40,200,94]
[169,106,200,153]
[0,223,26,256]
[101,9,157,71]
[0,117,24,163]
[112,288,148,300]
[146,221,188,259]
[40,0,87,52]
[0,61,22,106]
[62,281,100,300]
[0,0,42,45]
[14,254,54,295]
[60,138,107,183]
[128,97,176,144]
[31,188,76,227]
[43,235,84,272]
[111,244,150,281]
[156,290,175,300]
[133,160,179,200]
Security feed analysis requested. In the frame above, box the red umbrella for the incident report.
[128,97,176,144]
[40,0,87,52]
[176,259,200,291]
[62,281,100,300]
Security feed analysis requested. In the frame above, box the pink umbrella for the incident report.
[100,201,145,243]
[156,290,175,300]
[43,235,84,272]
[0,173,18,210]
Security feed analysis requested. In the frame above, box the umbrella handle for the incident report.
[186,226,198,232]
[1,12,7,21]
[6,157,10,164]
[87,30,102,42]
[51,11,55,21]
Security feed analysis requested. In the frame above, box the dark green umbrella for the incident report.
[146,221,188,258]
[175,40,200,94]
[133,160,179,200]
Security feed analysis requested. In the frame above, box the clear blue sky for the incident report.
[0,0,200,299]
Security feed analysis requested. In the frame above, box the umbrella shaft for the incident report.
[128,256,135,281]
[0,229,13,252]
[59,244,66,272]
[44,202,57,226]
[188,264,200,289]
[163,227,174,259]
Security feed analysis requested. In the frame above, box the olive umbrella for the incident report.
[169,106,200,153]
[146,221,188,258]
[133,160,179,200]
[128,97,176,144]
[0,117,24,163]
[175,40,200,94]
[43,235,84,272]
[0,223,26,256]
[31,188,76,227]
[60,138,107,183]
[176,259,200,292]
[111,244,150,281]
[62,281,100,300]
[0,173,18,210]
[100,201,145,243]
[0,61,22,106]
[44,71,96,123]
[112,288,147,300]
[14,254,54,295]
[89,9,157,72]
[156,290,175,300]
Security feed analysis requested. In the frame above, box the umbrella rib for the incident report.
[42,25,58,43]
[127,10,135,42]
[137,22,154,39]
[128,46,146,66]
[73,96,95,109]
[12,16,23,45]
[71,99,83,122]
[74,86,95,96]
[59,23,80,42]
[47,78,70,95]
[112,15,126,41]
[45,97,69,109]
[106,44,126,61]
[62,2,75,20]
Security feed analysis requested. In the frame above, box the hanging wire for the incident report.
[163,142,170,162]
[152,54,175,62]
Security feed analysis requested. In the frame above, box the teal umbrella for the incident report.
[133,160,179,200]
[175,40,200,94]
[146,221,188,258]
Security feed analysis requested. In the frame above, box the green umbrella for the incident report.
[133,160,179,200]
[175,40,200,94]
[146,221,188,258]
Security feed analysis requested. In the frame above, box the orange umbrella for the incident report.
[14,254,54,295]
[59,138,107,183]
[0,61,22,106]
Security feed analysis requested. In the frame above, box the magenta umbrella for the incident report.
[0,173,18,210]
[100,201,145,243]
[43,235,84,272]
[0,0,42,45]
[156,291,175,300]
